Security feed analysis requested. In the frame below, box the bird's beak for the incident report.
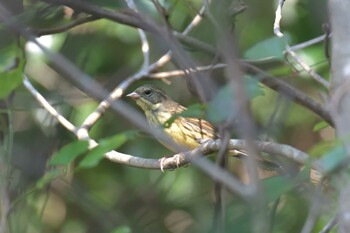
[126,92,140,100]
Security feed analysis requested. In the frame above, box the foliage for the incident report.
[0,0,340,233]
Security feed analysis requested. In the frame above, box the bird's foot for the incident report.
[159,157,167,172]
[196,138,211,144]
[174,154,181,168]
[159,154,183,172]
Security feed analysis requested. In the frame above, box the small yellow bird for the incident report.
[127,85,218,152]
[127,85,279,171]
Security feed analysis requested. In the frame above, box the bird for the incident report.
[126,84,280,171]
[126,85,219,151]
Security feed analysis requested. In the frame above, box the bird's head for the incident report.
[127,85,170,112]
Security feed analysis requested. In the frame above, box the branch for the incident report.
[40,0,160,33]
[285,45,330,89]
[241,62,333,126]
[125,0,149,68]
[23,75,78,133]
[273,0,329,89]
[289,34,329,51]
[273,0,285,37]
[147,63,226,79]
[319,216,337,233]
[31,15,99,36]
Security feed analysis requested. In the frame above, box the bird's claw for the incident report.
[174,154,181,168]
[159,154,183,172]
[159,157,167,172]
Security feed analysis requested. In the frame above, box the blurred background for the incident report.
[0,0,334,232]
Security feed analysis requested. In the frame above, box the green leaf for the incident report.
[263,163,311,202]
[78,131,137,169]
[262,176,295,202]
[109,226,131,233]
[207,80,263,124]
[164,103,206,128]
[313,121,329,132]
[49,140,89,165]
[318,145,346,173]
[244,75,265,98]
[308,139,339,157]
[207,84,236,124]
[244,36,289,60]
[299,160,311,180]
[36,169,64,189]
[0,41,25,98]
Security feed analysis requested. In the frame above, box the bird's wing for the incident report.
[179,117,216,140]
[166,102,217,140]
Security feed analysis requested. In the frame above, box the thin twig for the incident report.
[323,24,331,64]
[273,0,329,89]
[319,216,337,233]
[32,16,99,36]
[40,0,159,33]
[241,62,333,126]
[273,0,286,37]
[300,185,324,233]
[289,34,328,51]
[23,75,78,134]
[148,63,226,79]
[285,45,330,89]
[125,0,150,68]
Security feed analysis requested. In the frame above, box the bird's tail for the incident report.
[230,149,289,175]
[231,150,323,184]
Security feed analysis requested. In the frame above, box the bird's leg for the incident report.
[174,154,181,167]
[158,157,167,172]
[196,138,211,144]
[158,153,184,172]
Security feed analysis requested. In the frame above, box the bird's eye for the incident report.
[144,90,152,96]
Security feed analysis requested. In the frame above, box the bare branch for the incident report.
[273,0,329,89]
[148,63,226,79]
[289,34,329,51]
[241,62,333,126]
[300,186,324,233]
[319,216,337,233]
[285,45,330,89]
[40,0,159,33]
[23,75,78,134]
[273,0,285,37]
[32,16,99,36]
[125,0,149,68]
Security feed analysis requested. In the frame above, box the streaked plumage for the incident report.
[127,85,216,151]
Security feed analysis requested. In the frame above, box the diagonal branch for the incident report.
[40,0,159,33]
[32,15,99,36]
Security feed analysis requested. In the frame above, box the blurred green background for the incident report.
[0,0,335,233]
